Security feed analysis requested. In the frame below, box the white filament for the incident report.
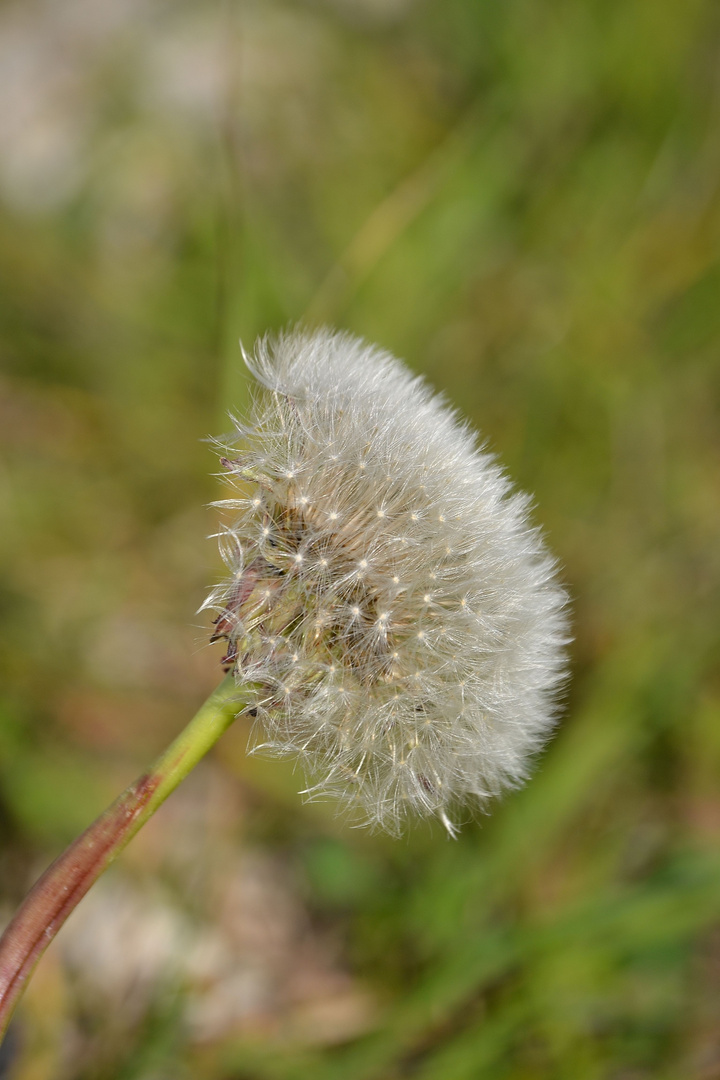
[204,329,570,835]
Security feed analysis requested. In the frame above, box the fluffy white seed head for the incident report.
[204,329,570,835]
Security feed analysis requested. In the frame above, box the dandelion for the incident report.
[0,326,569,1045]
[205,329,569,835]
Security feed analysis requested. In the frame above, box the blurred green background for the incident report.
[1,0,719,1077]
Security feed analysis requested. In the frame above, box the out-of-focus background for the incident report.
[1,0,719,1076]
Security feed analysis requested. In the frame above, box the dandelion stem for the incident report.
[0,673,243,1045]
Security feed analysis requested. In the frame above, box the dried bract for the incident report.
[204,330,569,835]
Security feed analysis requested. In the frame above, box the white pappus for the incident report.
[203,329,570,836]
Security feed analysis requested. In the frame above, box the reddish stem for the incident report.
[0,673,241,1045]
[0,773,159,1041]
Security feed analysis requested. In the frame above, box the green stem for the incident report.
[0,673,245,1045]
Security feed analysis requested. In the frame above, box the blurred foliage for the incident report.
[1,0,720,1077]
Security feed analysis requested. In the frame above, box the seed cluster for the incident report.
[204,330,569,835]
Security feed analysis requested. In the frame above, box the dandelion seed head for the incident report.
[206,328,570,836]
